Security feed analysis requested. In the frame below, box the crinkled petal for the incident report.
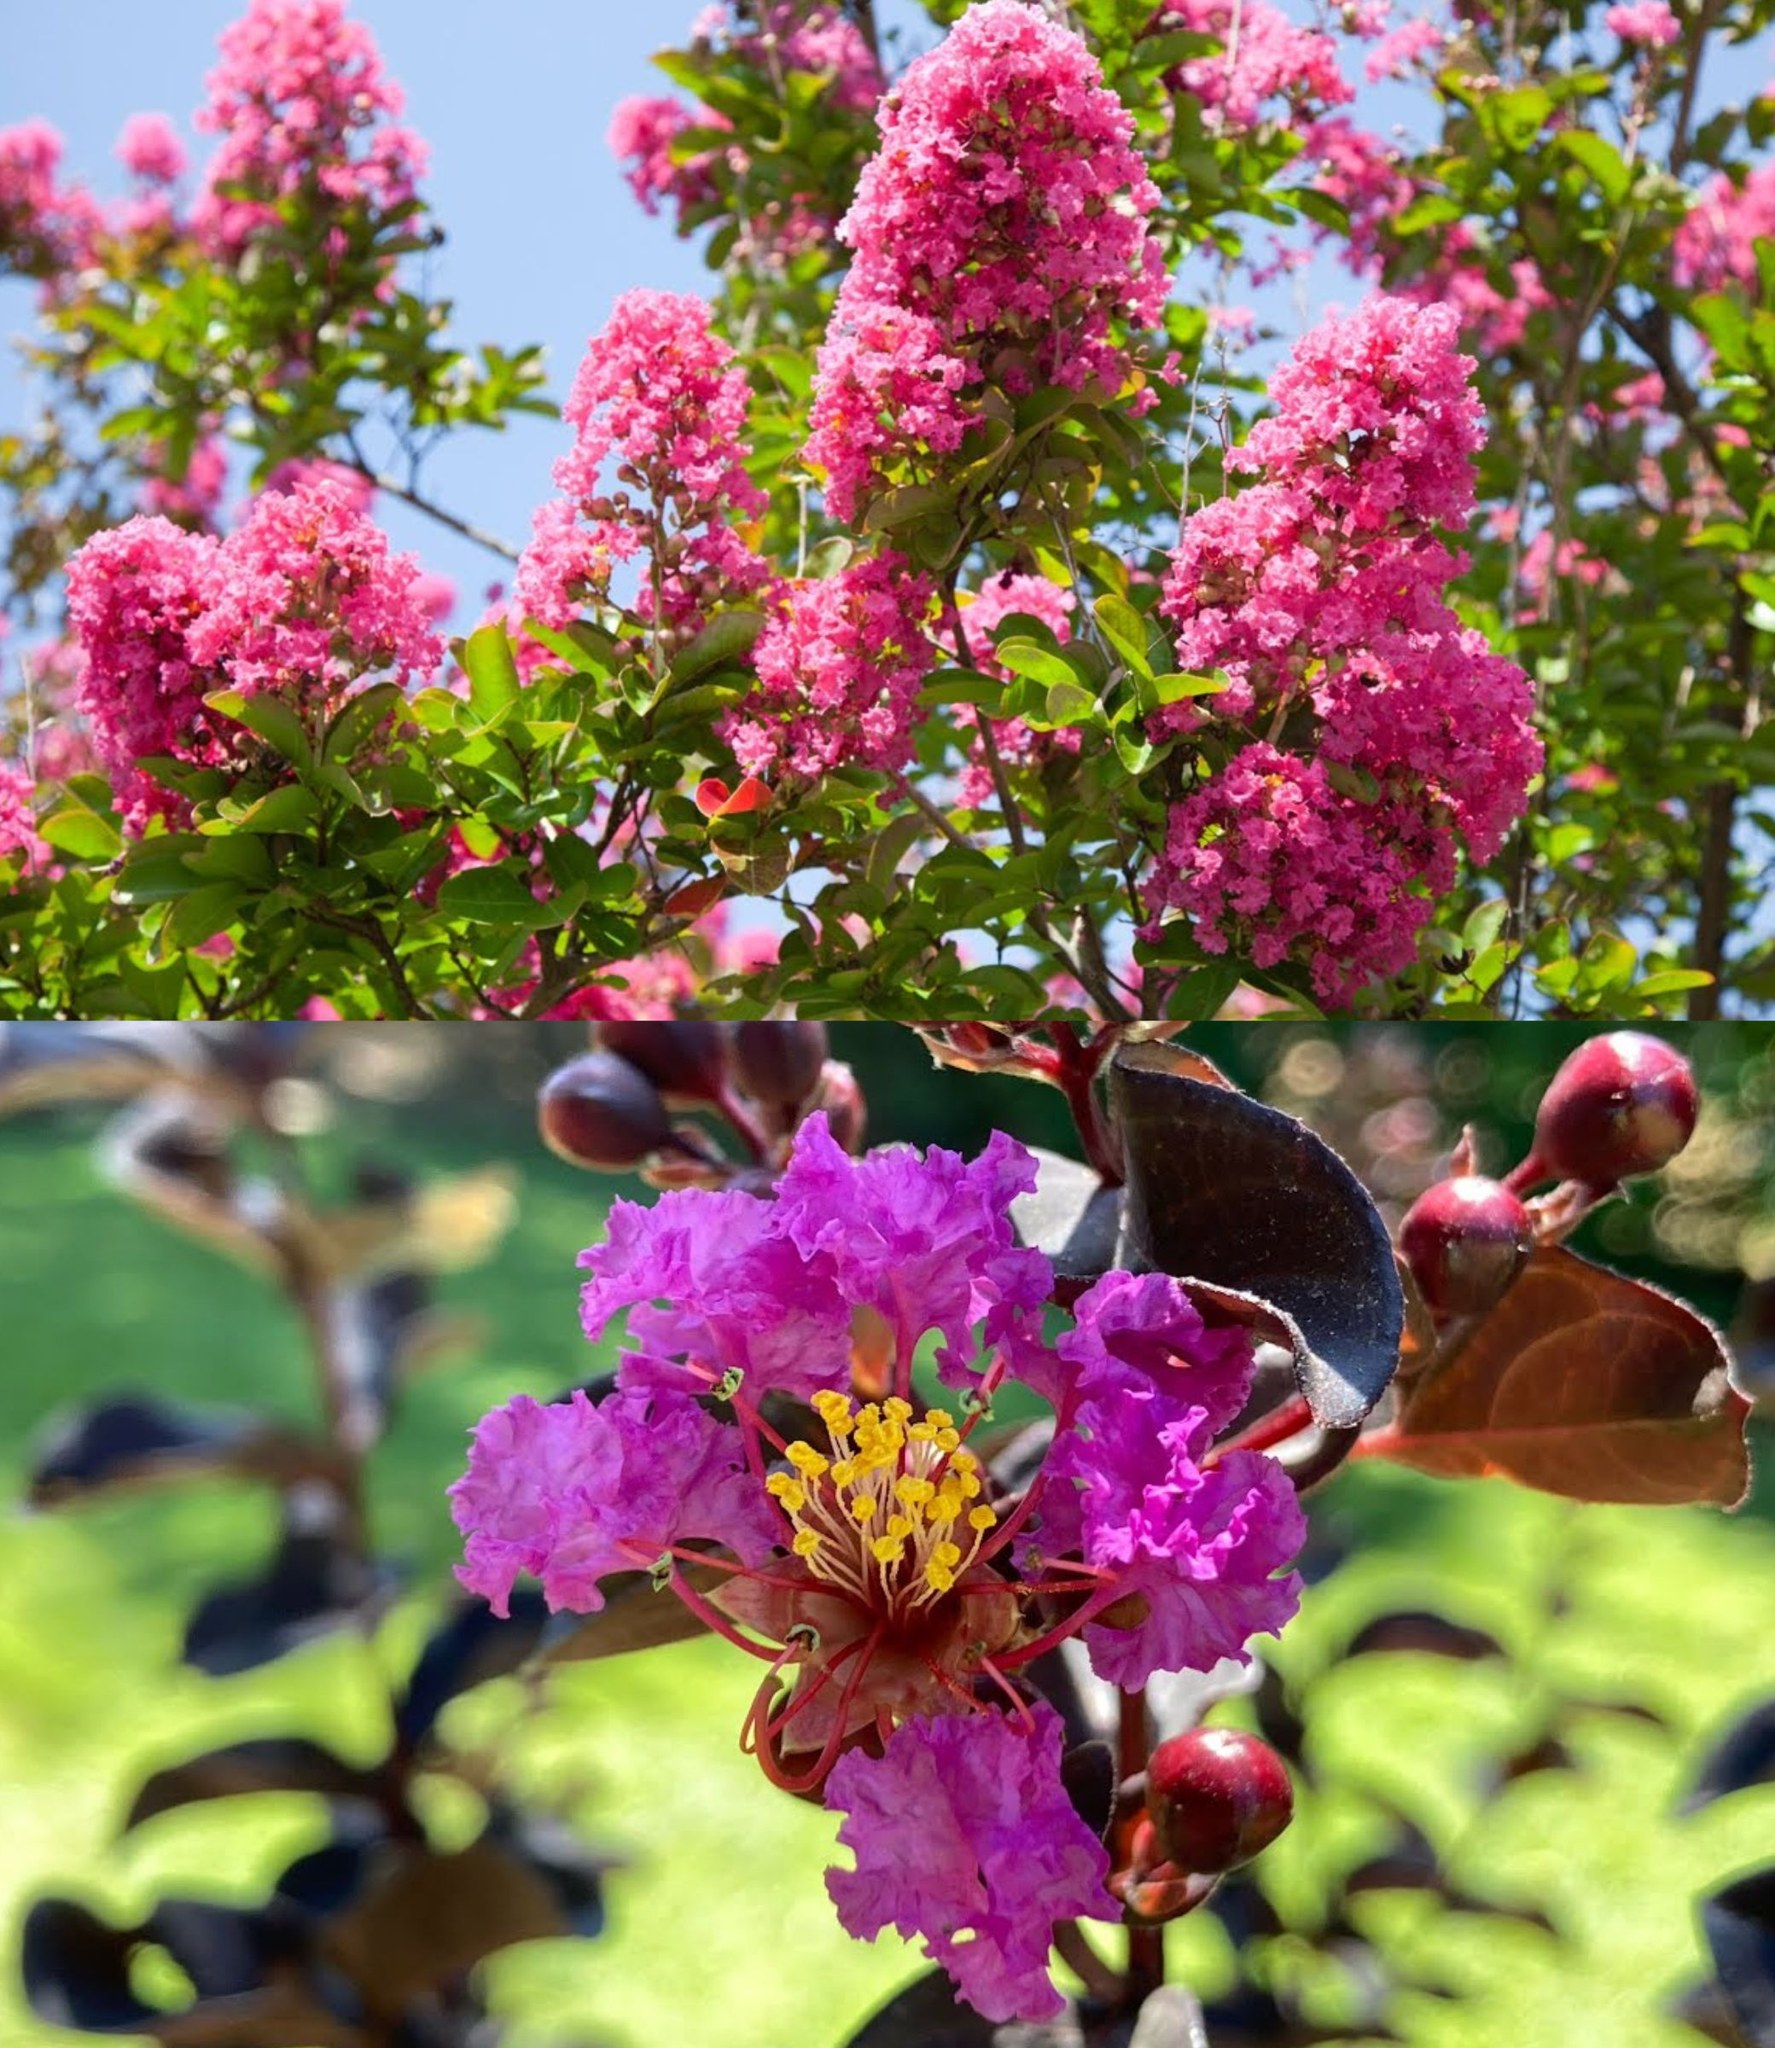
[449,1387,775,1616]
[824,1703,1114,2023]
[1053,1270,1255,1428]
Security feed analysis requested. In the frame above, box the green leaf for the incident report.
[459,623,522,720]
[667,610,767,687]
[325,682,407,762]
[434,865,559,928]
[1093,594,1153,677]
[38,798,123,864]
[1036,680,1099,730]
[994,638,1080,689]
[1554,129,1631,204]
[213,785,318,834]
[164,883,246,951]
[860,482,960,534]
[203,690,313,769]
[1142,672,1227,708]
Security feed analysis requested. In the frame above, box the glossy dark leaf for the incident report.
[30,1394,341,1508]
[20,1898,356,2047]
[1670,1974,1754,2045]
[1381,1247,1751,1506]
[844,1969,1079,2047]
[1060,1740,1116,1843]
[484,1806,613,1940]
[1108,1047,1404,1430]
[1010,1148,1124,1283]
[1343,1611,1506,1662]
[1703,1866,1775,2047]
[538,1561,722,1666]
[1686,1701,1775,1816]
[127,1739,386,1831]
[183,1501,385,1676]
[396,1590,549,1748]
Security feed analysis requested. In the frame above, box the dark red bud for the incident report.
[1145,1728,1293,1876]
[732,1022,829,1108]
[812,1061,868,1152]
[1531,1031,1698,1190]
[595,1021,729,1107]
[1399,1174,1534,1317]
[538,1052,672,1170]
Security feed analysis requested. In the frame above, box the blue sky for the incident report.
[0,1,918,614]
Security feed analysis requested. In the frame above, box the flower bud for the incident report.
[1145,1728,1293,1876]
[538,1051,672,1171]
[732,1022,828,1108]
[1399,1175,1534,1317]
[813,1061,868,1153]
[595,1021,729,1107]
[1532,1032,1698,1190]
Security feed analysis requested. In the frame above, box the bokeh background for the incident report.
[2,1023,1774,2048]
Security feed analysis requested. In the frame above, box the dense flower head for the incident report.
[826,1706,1115,2022]
[955,573,1081,807]
[609,4,880,260]
[1150,0,1353,129]
[1674,161,1775,293]
[191,0,427,257]
[116,113,189,186]
[1148,294,1538,1000]
[0,761,43,871]
[1605,0,1681,42]
[65,478,441,826]
[722,554,937,781]
[140,433,229,526]
[515,290,769,639]
[806,0,1168,522]
[454,1117,1304,2019]
[0,118,95,276]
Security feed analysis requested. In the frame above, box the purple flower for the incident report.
[824,1704,1115,2023]
[772,1112,1052,1380]
[1051,1268,1256,1422]
[449,1387,776,1616]
[579,1183,853,1402]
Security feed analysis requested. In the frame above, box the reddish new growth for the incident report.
[1145,295,1539,1003]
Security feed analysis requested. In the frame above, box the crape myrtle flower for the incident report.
[452,1114,1304,2021]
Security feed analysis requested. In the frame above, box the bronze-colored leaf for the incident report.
[1109,1047,1403,1430]
[126,1740,385,1832]
[1379,1246,1751,1506]
[538,1560,727,1666]
[29,1395,345,1508]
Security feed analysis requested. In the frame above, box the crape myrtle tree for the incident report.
[1,0,1773,1020]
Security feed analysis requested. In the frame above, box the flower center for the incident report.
[767,1392,999,1621]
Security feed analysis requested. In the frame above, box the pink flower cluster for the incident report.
[191,0,427,258]
[65,476,442,825]
[955,572,1081,808]
[1147,0,1352,129]
[452,1116,1304,2021]
[722,552,937,781]
[0,762,43,872]
[0,119,100,278]
[1605,0,1682,43]
[609,3,880,259]
[1674,161,1775,292]
[515,289,769,637]
[806,0,1169,523]
[1147,295,1539,1003]
[116,113,188,187]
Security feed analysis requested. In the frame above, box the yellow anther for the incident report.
[812,1390,854,1430]
[968,1506,997,1532]
[895,1476,935,1508]
[925,1409,955,1431]
[787,1442,829,1477]
[766,1475,807,1514]
[933,1429,961,1453]
[932,1540,963,1570]
[950,1449,980,1476]
[871,1535,906,1565]
[792,1528,822,1558]
[849,1495,878,1524]
[883,1397,913,1423]
[925,1565,956,1594]
[830,1458,858,1488]
[886,1514,914,1541]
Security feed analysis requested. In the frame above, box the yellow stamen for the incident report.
[792,1528,822,1558]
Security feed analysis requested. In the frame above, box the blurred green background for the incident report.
[1,1023,1773,2048]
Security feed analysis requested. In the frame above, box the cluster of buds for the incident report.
[1398,1032,1699,1322]
[536,1021,862,1186]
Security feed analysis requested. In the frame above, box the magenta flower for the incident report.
[825,1704,1116,2023]
[453,1118,1305,2021]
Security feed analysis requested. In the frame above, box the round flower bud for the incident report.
[812,1061,868,1153]
[732,1022,829,1108]
[1145,1728,1293,1876]
[1399,1175,1534,1317]
[1533,1032,1698,1190]
[595,1021,729,1106]
[538,1051,673,1170]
